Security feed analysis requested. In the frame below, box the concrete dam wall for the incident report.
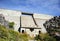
[0,9,53,36]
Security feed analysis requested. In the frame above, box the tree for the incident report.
[43,16,60,41]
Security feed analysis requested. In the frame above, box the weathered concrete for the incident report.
[0,9,21,31]
[21,15,36,28]
[0,9,53,37]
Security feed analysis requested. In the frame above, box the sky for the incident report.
[0,0,60,16]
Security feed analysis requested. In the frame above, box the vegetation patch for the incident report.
[0,24,29,41]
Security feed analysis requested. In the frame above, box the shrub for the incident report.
[0,24,29,41]
[9,22,14,28]
[19,33,29,41]
[35,33,56,41]
[8,30,20,41]
[0,25,9,40]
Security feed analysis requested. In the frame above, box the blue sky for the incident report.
[0,0,60,16]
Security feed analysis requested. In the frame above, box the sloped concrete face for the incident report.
[21,15,36,28]
[33,14,53,33]
[0,9,21,31]
[34,18,47,33]
[33,13,53,19]
[20,13,53,37]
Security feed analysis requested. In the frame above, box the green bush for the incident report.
[0,24,29,41]
[9,22,14,28]
[35,33,56,41]
[19,33,29,41]
[8,30,20,41]
[0,25,9,40]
